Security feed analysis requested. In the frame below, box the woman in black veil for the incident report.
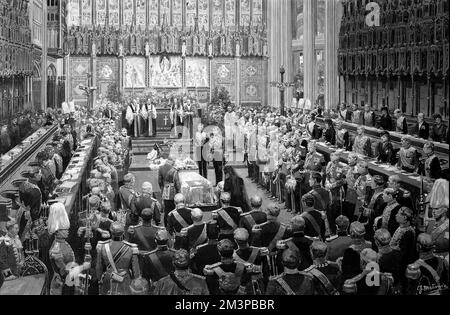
[223,165,250,213]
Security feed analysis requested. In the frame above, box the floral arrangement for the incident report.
[205,87,232,130]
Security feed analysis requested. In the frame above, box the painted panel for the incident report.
[96,0,107,26]
[252,0,263,26]
[198,0,209,31]
[172,0,183,30]
[240,0,251,28]
[212,58,236,101]
[81,0,92,26]
[185,58,209,88]
[149,56,182,88]
[186,0,197,29]
[136,0,147,27]
[70,57,90,100]
[124,57,146,88]
[122,0,134,26]
[97,57,119,96]
[225,0,236,29]
[108,0,120,26]
[240,58,264,102]
[148,0,159,28]
[68,0,80,27]
[212,0,224,30]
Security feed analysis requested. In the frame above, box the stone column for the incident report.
[41,2,48,111]
[303,0,316,107]
[267,0,292,110]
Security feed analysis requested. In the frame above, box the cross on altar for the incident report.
[270,66,295,116]
[164,116,169,126]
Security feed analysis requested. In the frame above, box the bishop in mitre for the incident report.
[140,99,158,137]
[125,99,141,137]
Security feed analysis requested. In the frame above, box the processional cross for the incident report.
[270,66,295,116]
[79,72,97,110]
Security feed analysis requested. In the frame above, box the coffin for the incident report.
[178,171,219,211]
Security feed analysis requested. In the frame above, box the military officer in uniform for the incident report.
[405,233,449,295]
[127,208,162,253]
[239,195,267,241]
[142,229,176,284]
[304,241,341,295]
[190,222,221,276]
[303,141,325,193]
[233,228,268,294]
[426,201,449,259]
[130,182,162,227]
[204,239,255,295]
[352,126,372,157]
[325,151,346,234]
[343,153,359,219]
[300,195,326,241]
[252,205,290,277]
[335,120,351,151]
[158,156,181,227]
[153,249,210,295]
[305,172,331,214]
[354,160,373,220]
[180,208,208,250]
[277,216,314,271]
[418,142,442,180]
[326,215,353,262]
[343,248,394,295]
[166,194,194,249]
[96,222,142,295]
[47,202,84,295]
[212,192,242,242]
[265,248,316,295]
[118,173,139,230]
[363,104,376,127]
[374,229,403,291]
[340,222,372,279]
[397,136,419,173]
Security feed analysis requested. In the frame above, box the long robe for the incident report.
[125,104,141,137]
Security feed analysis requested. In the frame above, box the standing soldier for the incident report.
[343,248,394,295]
[418,142,442,180]
[118,173,139,230]
[397,136,419,173]
[303,141,325,194]
[180,208,208,250]
[300,195,326,241]
[353,160,373,220]
[325,151,346,234]
[277,216,314,271]
[127,208,161,253]
[130,182,162,227]
[343,153,359,219]
[96,222,142,295]
[233,228,268,294]
[190,222,221,276]
[142,229,176,284]
[239,196,267,240]
[153,249,210,295]
[335,120,351,151]
[304,241,341,295]
[265,249,316,295]
[252,205,290,277]
[166,194,193,250]
[352,126,372,157]
[204,239,254,295]
[212,192,242,242]
[362,104,376,127]
[158,156,181,227]
[426,181,449,258]
[326,215,353,262]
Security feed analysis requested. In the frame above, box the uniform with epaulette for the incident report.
[212,206,242,242]
[326,233,353,262]
[303,150,325,192]
[397,143,419,173]
[180,222,208,251]
[96,223,141,295]
[304,262,341,295]
[277,233,315,271]
[239,209,267,239]
[166,206,194,249]
[130,193,162,226]
[265,249,316,295]
[127,223,161,252]
[153,249,210,295]
[190,240,221,276]
[344,270,394,295]
[426,218,449,258]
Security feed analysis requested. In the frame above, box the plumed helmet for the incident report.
[350,222,366,238]
[156,229,170,243]
[47,202,70,235]
[217,239,235,257]
[281,248,300,269]
[173,249,190,269]
[250,195,263,208]
[417,233,434,251]
[429,179,449,210]
[405,263,421,280]
[110,222,125,238]
[219,273,240,293]
[220,192,231,204]
[374,229,391,246]
[234,228,249,243]
[266,204,281,218]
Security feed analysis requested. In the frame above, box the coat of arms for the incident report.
[217,65,230,79]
